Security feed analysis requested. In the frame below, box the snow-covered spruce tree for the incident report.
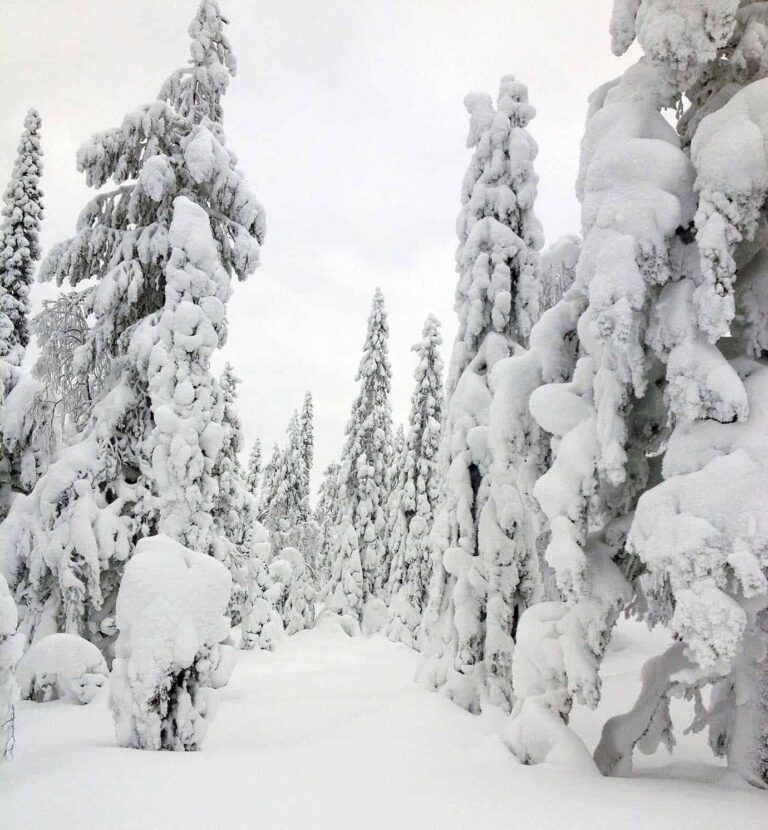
[210,363,254,624]
[259,411,309,551]
[314,460,342,587]
[0,110,46,520]
[0,573,22,760]
[508,2,768,784]
[419,76,544,712]
[505,55,696,763]
[299,390,314,481]
[325,523,364,624]
[110,535,235,751]
[0,0,265,653]
[0,109,43,367]
[588,0,768,789]
[274,546,316,634]
[385,316,444,649]
[327,288,393,620]
[246,436,262,495]
[382,423,407,586]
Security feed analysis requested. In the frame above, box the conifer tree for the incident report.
[299,390,314,480]
[246,437,262,495]
[0,110,47,519]
[508,1,768,789]
[314,460,342,586]
[0,0,266,651]
[0,109,43,367]
[327,289,393,618]
[386,316,444,649]
[419,77,544,712]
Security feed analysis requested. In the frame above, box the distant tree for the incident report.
[386,316,444,649]
[329,288,393,616]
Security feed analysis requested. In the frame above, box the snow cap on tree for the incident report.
[0,109,43,366]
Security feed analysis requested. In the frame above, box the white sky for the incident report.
[0,0,635,493]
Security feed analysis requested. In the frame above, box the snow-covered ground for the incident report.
[2,618,767,829]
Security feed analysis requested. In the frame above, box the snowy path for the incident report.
[2,619,767,829]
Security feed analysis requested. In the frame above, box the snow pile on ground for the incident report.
[17,633,107,705]
[109,535,235,751]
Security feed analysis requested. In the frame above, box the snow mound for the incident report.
[109,534,235,751]
[17,633,108,705]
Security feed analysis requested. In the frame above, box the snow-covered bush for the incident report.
[386,316,444,649]
[109,535,235,751]
[0,0,265,650]
[420,75,544,712]
[17,633,108,705]
[0,573,22,759]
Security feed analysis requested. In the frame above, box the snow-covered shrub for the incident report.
[17,633,108,705]
[328,289,393,614]
[0,573,22,759]
[109,535,235,751]
[0,0,265,649]
[386,316,444,649]
[420,75,544,712]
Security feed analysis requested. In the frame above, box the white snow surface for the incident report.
[2,619,767,828]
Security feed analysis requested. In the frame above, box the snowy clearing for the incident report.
[2,619,766,830]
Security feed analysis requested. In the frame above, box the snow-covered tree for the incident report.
[314,460,342,586]
[299,390,314,481]
[210,363,255,623]
[508,0,768,790]
[0,0,265,652]
[328,288,393,616]
[109,535,235,751]
[273,547,316,634]
[0,109,43,367]
[538,235,580,317]
[0,110,46,520]
[246,436,262,495]
[0,573,22,760]
[325,523,363,622]
[382,423,406,584]
[239,520,278,651]
[259,410,309,550]
[419,76,544,712]
[386,316,444,649]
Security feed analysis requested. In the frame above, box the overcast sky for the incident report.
[0,0,635,492]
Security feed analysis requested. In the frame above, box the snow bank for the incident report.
[109,535,235,751]
[17,633,108,705]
